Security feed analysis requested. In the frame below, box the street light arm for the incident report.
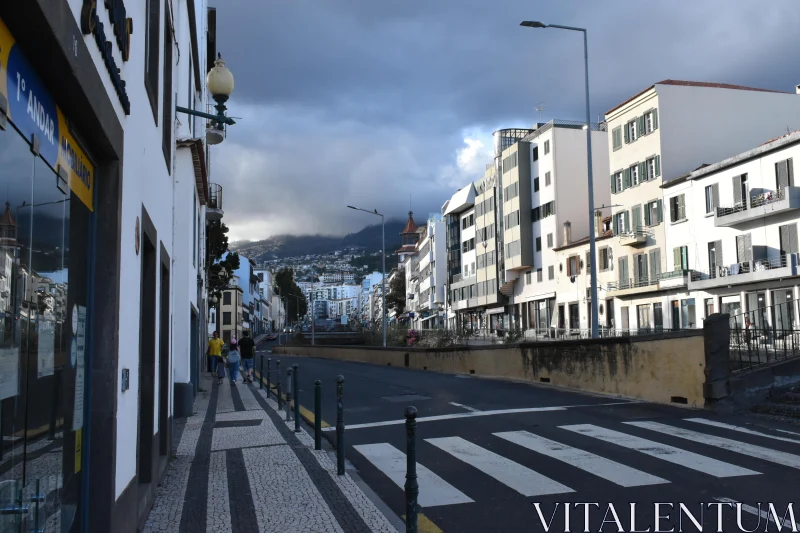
[544,24,586,33]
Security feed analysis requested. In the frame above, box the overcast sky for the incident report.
[212,0,800,242]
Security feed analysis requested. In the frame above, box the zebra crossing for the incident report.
[352,418,800,507]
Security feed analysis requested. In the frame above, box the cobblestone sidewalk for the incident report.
[143,371,399,533]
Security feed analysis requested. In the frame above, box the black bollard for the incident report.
[314,380,322,450]
[259,355,264,389]
[276,360,282,409]
[293,364,300,432]
[266,358,271,396]
[336,375,345,475]
[405,406,419,533]
[286,368,292,422]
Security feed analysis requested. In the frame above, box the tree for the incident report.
[385,274,406,315]
[274,267,308,324]
[206,219,240,301]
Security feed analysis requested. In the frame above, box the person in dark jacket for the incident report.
[238,330,256,384]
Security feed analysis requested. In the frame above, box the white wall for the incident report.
[66,0,207,498]
[460,208,476,278]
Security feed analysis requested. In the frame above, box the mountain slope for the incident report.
[231,219,407,261]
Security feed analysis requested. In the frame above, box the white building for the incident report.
[664,129,800,332]
[415,215,447,328]
[604,80,800,332]
[508,121,610,333]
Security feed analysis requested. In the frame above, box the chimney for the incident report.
[563,221,572,245]
[796,84,800,95]
[594,210,603,236]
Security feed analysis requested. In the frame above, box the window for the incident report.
[223,292,231,305]
[545,171,551,186]
[532,146,539,161]
[525,271,532,284]
[646,155,661,180]
[537,268,543,282]
[502,152,518,173]
[613,211,630,235]
[649,248,661,281]
[630,164,640,187]
[653,303,663,330]
[144,0,161,120]
[567,255,580,276]
[633,253,649,284]
[534,177,540,192]
[548,265,554,280]
[161,1,173,169]
[611,171,623,194]
[644,199,663,226]
[644,109,658,134]
[637,305,651,329]
[776,158,794,190]
[541,201,555,218]
[705,184,719,214]
[599,247,611,271]
[612,126,622,151]
[673,246,688,271]
[547,233,553,248]
[624,120,636,143]
[543,140,550,155]
[704,298,714,318]
[223,312,231,325]
[535,237,541,252]
[618,256,629,286]
[669,194,686,222]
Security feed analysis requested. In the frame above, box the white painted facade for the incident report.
[665,131,800,330]
[605,81,800,332]
[512,124,610,330]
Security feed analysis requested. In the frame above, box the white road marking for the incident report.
[426,436,574,497]
[561,424,760,477]
[495,430,669,487]
[320,401,634,432]
[352,443,473,507]
[714,497,795,529]
[627,421,800,470]
[685,418,800,445]
[449,402,479,412]
[777,428,800,437]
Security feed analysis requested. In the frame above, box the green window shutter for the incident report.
[644,202,651,226]
[633,205,642,230]
[611,174,617,194]
[624,123,630,144]
[623,168,631,189]
[652,109,658,130]
[656,199,663,223]
[639,162,647,181]
[638,116,646,135]
[673,247,681,271]
[654,155,661,177]
[625,210,631,233]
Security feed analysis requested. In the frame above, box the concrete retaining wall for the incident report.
[275,331,707,407]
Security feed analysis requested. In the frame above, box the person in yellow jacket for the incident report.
[207,331,225,375]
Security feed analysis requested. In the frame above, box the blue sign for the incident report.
[5,44,59,164]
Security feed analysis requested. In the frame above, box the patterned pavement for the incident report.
[143,372,399,533]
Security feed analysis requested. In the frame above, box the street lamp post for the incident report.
[347,206,387,347]
[520,20,599,338]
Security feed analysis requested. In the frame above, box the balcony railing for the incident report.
[692,254,790,282]
[207,183,223,220]
[750,188,786,208]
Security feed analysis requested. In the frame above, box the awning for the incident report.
[486,307,505,315]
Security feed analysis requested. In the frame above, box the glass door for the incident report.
[0,120,88,532]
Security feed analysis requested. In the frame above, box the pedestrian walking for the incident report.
[239,330,256,384]
[207,331,224,375]
[226,340,241,386]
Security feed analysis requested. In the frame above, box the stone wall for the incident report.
[274,330,707,407]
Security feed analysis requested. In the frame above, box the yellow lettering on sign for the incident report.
[75,429,82,473]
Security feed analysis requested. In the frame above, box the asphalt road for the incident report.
[255,342,800,533]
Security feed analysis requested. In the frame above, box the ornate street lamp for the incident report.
[176,53,236,145]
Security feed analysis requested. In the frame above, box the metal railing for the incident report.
[208,183,223,210]
[523,327,677,340]
[716,201,747,218]
[617,226,650,239]
[750,188,785,208]
[729,300,800,372]
[692,254,790,281]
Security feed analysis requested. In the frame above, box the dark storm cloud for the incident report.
[210,0,800,241]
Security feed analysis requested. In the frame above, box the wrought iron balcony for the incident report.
[715,187,800,228]
[207,183,223,221]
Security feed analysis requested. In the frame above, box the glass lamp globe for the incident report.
[207,54,234,99]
